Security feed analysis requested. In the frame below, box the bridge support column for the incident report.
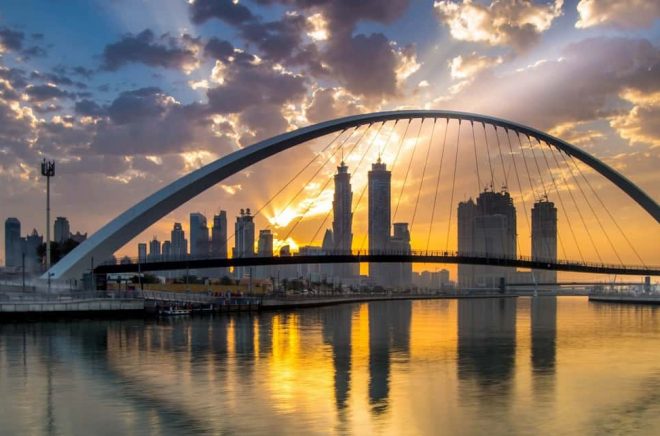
[499,277,507,294]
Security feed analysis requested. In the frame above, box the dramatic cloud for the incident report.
[576,0,660,29]
[101,29,200,72]
[189,0,254,25]
[434,0,564,52]
[24,84,71,101]
[206,60,307,114]
[444,37,659,133]
[305,88,366,123]
[449,52,502,80]
[0,27,24,52]
[610,89,660,147]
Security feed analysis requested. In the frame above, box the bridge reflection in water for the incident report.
[1,298,660,434]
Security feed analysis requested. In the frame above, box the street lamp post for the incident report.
[41,159,55,292]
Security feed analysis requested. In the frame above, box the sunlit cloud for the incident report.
[576,0,660,29]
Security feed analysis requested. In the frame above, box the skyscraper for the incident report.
[458,189,517,289]
[54,217,70,243]
[368,159,391,285]
[4,217,21,268]
[211,210,228,277]
[148,237,161,261]
[256,229,274,279]
[162,240,172,259]
[332,161,356,279]
[532,198,557,284]
[390,222,412,288]
[234,208,255,279]
[24,229,42,272]
[190,212,209,257]
[211,211,228,258]
[170,222,187,258]
[138,243,147,263]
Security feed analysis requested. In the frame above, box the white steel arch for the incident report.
[46,110,660,280]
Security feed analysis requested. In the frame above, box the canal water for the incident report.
[1,297,659,435]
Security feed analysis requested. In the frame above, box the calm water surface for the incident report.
[1,297,659,435]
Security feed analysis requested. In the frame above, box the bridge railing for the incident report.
[98,249,656,274]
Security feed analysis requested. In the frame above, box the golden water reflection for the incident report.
[1,297,659,434]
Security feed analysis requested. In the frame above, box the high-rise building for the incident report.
[234,208,255,279]
[70,231,87,243]
[54,217,70,243]
[321,229,334,280]
[458,189,517,289]
[162,240,171,259]
[210,210,228,277]
[24,229,42,272]
[148,238,161,261]
[211,211,228,258]
[4,217,21,268]
[368,159,391,285]
[332,161,356,279]
[138,243,147,262]
[255,229,274,279]
[190,213,209,257]
[390,222,412,288]
[532,198,557,284]
[170,222,187,258]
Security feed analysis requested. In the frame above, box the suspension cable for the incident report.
[567,153,646,266]
[393,118,425,222]
[558,148,622,264]
[276,124,375,250]
[307,122,387,246]
[546,143,592,262]
[535,138,569,260]
[225,128,349,247]
[470,121,483,192]
[359,119,412,251]
[445,120,461,253]
[426,119,449,252]
[488,123,507,190]
[504,128,531,242]
[410,118,437,240]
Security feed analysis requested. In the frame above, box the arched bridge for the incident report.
[47,110,660,280]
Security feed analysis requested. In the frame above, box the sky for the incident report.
[0,0,658,275]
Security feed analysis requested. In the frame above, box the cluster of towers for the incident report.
[457,189,557,288]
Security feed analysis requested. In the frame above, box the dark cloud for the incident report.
[189,0,255,25]
[206,61,307,113]
[75,99,107,117]
[324,33,400,99]
[0,27,24,51]
[239,13,308,63]
[254,0,410,32]
[107,87,170,124]
[21,45,48,58]
[25,84,72,102]
[238,103,289,144]
[204,37,235,61]
[0,66,28,89]
[72,66,95,79]
[101,29,199,71]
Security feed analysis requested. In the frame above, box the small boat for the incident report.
[160,306,192,316]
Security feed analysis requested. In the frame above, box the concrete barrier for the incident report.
[0,298,144,314]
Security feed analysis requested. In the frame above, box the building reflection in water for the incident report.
[368,300,412,415]
[457,298,517,398]
[531,296,557,397]
[321,305,355,411]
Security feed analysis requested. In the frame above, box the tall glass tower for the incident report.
[368,159,391,285]
[332,161,356,279]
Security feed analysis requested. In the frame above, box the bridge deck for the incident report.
[94,253,659,276]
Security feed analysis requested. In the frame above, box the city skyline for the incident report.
[0,1,657,280]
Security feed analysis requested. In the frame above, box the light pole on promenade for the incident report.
[41,159,55,291]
